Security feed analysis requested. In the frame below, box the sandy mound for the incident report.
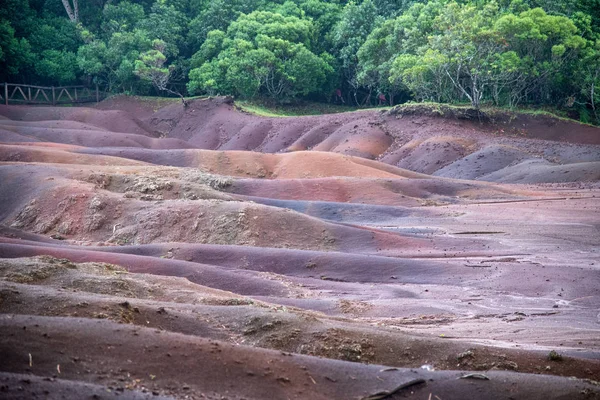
[2,312,596,400]
[75,148,427,179]
[0,105,155,136]
[228,176,531,206]
[433,144,533,180]
[312,119,392,159]
[3,96,599,183]
[0,143,150,165]
[0,120,193,149]
[0,372,170,399]
[1,163,440,254]
[480,159,600,183]
[0,126,42,143]
[0,255,598,396]
[1,97,600,399]
[134,97,600,183]
[389,136,476,174]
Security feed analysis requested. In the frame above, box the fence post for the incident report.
[4,83,7,106]
[74,87,77,102]
[95,84,99,103]
[52,86,56,105]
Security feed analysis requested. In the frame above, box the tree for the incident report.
[390,50,449,103]
[101,1,146,38]
[298,0,342,53]
[331,0,380,104]
[138,2,189,58]
[372,0,416,17]
[28,16,80,53]
[0,19,34,81]
[226,11,314,48]
[381,1,587,109]
[187,11,333,100]
[356,19,398,104]
[78,29,153,92]
[36,49,79,84]
[357,0,447,104]
[577,40,600,121]
[494,7,586,106]
[0,0,597,124]
[135,39,187,104]
[428,2,503,108]
[187,0,271,54]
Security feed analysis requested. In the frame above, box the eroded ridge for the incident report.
[0,97,599,399]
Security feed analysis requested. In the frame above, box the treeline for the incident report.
[1,0,599,122]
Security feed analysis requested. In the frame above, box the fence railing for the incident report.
[1,83,107,106]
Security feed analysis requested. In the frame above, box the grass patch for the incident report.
[98,94,208,112]
[391,101,595,127]
[391,102,490,121]
[548,350,563,361]
[236,99,390,117]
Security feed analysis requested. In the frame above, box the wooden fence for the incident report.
[1,83,107,106]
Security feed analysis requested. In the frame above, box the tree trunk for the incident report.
[73,0,79,22]
[361,88,372,106]
[61,0,79,23]
[471,75,480,109]
[591,80,598,122]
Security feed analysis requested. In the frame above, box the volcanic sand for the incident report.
[0,96,599,399]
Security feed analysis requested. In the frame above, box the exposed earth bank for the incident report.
[0,97,599,399]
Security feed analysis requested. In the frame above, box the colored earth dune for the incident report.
[0,97,599,399]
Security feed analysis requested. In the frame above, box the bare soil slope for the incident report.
[0,97,599,399]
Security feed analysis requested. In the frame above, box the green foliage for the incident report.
[390,50,449,102]
[0,18,34,80]
[101,2,146,38]
[190,30,226,68]
[373,0,417,17]
[576,39,600,122]
[358,0,590,109]
[36,49,79,84]
[137,2,189,58]
[237,98,367,116]
[187,0,272,53]
[28,16,80,53]
[0,0,37,36]
[0,0,598,122]
[187,10,333,100]
[78,29,153,92]
[134,39,185,99]
[332,0,379,72]
[491,7,585,106]
[227,11,314,47]
[298,0,342,52]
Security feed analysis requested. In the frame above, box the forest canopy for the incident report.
[1,0,599,122]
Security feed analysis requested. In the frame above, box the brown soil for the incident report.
[0,96,599,399]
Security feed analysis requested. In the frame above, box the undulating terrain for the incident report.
[0,97,599,399]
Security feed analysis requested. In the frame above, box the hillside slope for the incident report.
[0,97,599,399]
